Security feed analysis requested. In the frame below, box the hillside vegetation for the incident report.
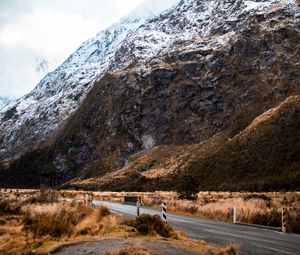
[188,95,300,191]
[68,95,300,191]
[1,0,300,191]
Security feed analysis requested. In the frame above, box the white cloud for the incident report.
[0,0,179,98]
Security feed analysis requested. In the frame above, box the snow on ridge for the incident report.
[0,97,15,111]
[0,0,298,160]
[0,11,152,157]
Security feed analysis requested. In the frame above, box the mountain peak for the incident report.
[1,0,300,189]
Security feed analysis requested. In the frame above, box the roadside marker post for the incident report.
[85,194,89,205]
[89,194,93,206]
[233,207,237,224]
[162,202,167,222]
[282,207,287,233]
[136,200,140,217]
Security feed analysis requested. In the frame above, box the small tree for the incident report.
[175,171,199,200]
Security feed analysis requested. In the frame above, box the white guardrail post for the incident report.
[162,202,167,222]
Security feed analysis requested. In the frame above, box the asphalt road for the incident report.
[94,200,300,255]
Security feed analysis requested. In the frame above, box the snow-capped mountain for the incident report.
[0,11,153,160]
[0,97,15,110]
[0,0,299,177]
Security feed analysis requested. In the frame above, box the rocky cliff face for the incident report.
[0,13,150,161]
[67,95,300,192]
[1,0,300,189]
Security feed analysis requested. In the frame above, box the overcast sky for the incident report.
[0,0,178,98]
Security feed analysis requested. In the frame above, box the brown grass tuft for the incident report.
[127,214,176,238]
[105,247,152,255]
[22,203,93,238]
[219,242,241,255]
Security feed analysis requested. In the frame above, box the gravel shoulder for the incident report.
[51,238,206,255]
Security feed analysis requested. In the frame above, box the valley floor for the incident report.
[0,189,239,255]
[61,190,300,233]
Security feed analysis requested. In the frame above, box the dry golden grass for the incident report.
[67,133,228,189]
[3,189,300,232]
[105,247,152,255]
[0,193,126,255]
[146,192,300,233]
[219,242,240,255]
[58,190,300,233]
[0,189,244,255]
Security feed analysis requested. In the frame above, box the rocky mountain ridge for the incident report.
[0,97,15,110]
[66,95,300,191]
[1,0,300,190]
[1,0,297,161]
[0,12,151,161]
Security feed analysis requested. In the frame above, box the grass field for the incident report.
[58,190,300,233]
[0,189,239,255]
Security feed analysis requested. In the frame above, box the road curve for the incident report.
[94,200,300,255]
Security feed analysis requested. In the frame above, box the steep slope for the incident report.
[187,95,300,191]
[67,95,300,191]
[0,13,151,161]
[1,0,300,189]
[0,97,14,110]
[1,0,298,161]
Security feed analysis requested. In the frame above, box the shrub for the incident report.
[23,209,74,238]
[219,242,240,255]
[249,209,281,227]
[22,204,93,238]
[0,199,21,215]
[78,227,92,235]
[97,206,111,219]
[243,194,271,202]
[128,214,174,238]
[287,208,300,233]
[36,186,58,204]
[105,247,151,255]
[175,172,199,200]
[187,206,198,214]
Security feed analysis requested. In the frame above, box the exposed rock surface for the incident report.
[0,0,300,189]
[68,96,300,191]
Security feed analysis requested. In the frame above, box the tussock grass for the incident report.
[0,192,123,255]
[0,199,21,215]
[219,242,240,255]
[84,191,300,233]
[127,214,175,238]
[105,247,152,255]
[2,189,298,254]
[22,203,93,238]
